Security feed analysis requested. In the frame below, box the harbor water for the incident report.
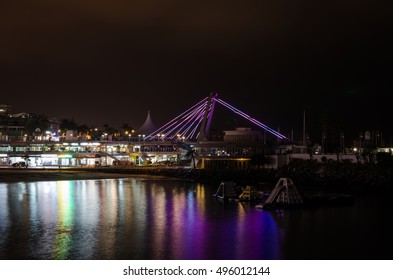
[0,177,392,260]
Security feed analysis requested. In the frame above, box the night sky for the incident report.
[1,1,392,143]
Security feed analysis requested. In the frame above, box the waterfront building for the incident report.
[0,102,388,170]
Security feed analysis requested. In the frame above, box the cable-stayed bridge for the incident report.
[144,93,287,142]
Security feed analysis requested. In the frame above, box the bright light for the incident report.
[41,154,58,158]
[58,154,72,158]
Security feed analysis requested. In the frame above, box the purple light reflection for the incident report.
[0,179,283,260]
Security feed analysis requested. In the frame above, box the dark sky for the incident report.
[1,1,392,143]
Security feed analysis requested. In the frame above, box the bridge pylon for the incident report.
[197,93,217,142]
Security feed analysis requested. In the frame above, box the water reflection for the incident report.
[0,178,283,260]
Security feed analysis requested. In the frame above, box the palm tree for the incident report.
[60,118,78,130]
[25,115,50,136]
[186,149,196,169]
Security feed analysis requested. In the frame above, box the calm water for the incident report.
[0,177,392,260]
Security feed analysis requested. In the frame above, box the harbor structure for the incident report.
[0,96,387,169]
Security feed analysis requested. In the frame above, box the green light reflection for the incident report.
[54,181,74,259]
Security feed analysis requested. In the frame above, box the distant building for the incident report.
[0,109,28,141]
[0,104,12,115]
[223,127,263,143]
[0,107,60,141]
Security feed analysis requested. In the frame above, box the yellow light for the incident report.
[58,154,72,158]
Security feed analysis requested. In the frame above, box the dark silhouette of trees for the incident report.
[185,149,196,169]
[60,119,78,131]
[25,115,50,135]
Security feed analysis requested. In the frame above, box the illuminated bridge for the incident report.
[143,93,287,142]
[1,94,290,169]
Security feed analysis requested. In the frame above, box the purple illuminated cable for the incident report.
[221,102,284,138]
[146,103,204,138]
[151,97,209,139]
[216,98,287,139]
[145,94,285,141]
[189,117,204,139]
[182,108,206,139]
[165,103,206,138]
[160,96,213,140]
[162,109,198,137]
[186,100,214,139]
[146,97,209,139]
[145,97,208,138]
[152,97,204,137]
[185,101,212,139]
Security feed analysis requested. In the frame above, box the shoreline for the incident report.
[2,160,392,195]
[0,168,172,183]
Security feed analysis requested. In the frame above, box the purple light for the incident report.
[145,97,208,140]
[146,95,286,141]
[214,97,287,139]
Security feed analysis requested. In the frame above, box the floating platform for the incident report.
[255,177,354,209]
[213,182,264,202]
[255,177,303,209]
[238,186,264,202]
[213,181,239,201]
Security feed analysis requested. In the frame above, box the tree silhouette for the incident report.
[186,149,196,169]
